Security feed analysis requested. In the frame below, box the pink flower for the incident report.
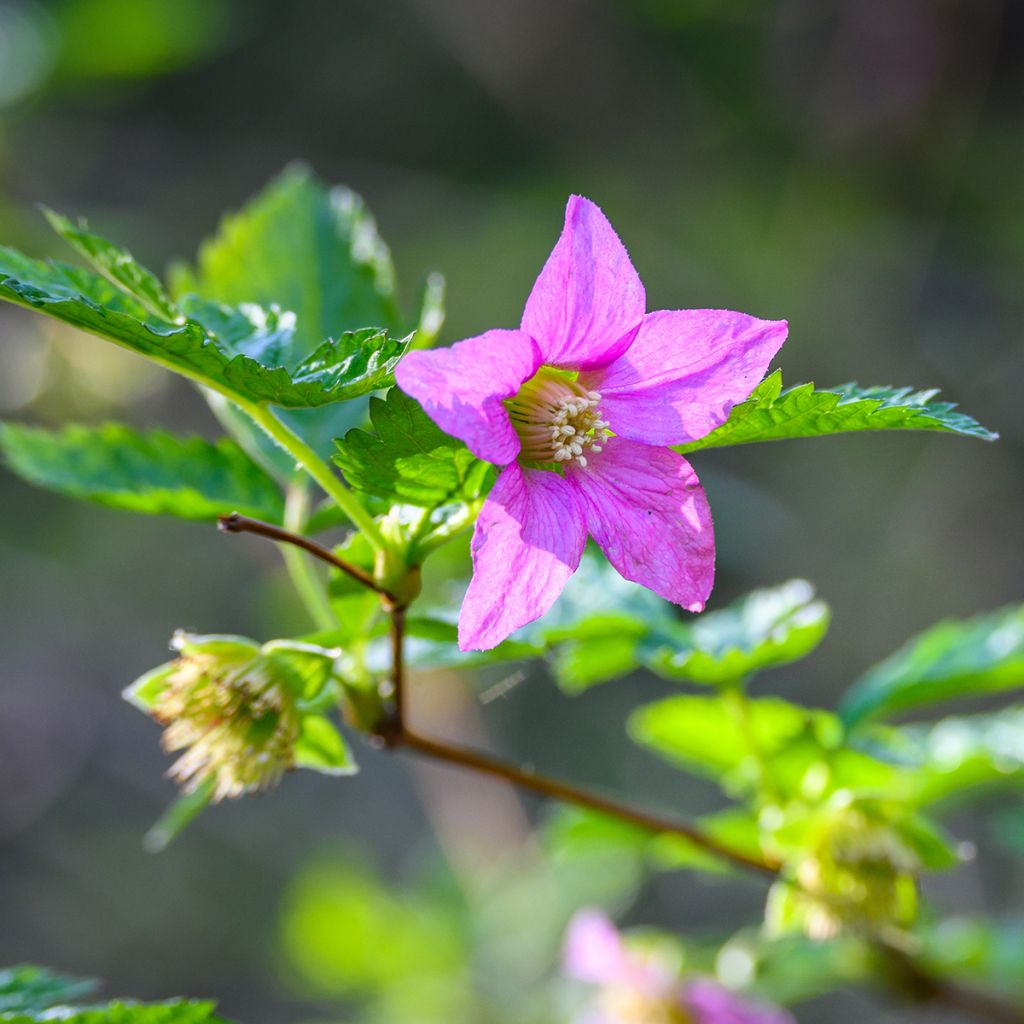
[396,196,787,650]
[564,910,793,1024]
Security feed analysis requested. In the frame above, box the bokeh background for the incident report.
[0,1,1022,1021]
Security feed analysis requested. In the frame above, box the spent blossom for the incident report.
[396,196,787,650]
[151,634,301,801]
[564,910,792,1024]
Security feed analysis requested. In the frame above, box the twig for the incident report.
[879,941,1024,1024]
[383,602,779,876]
[217,513,396,603]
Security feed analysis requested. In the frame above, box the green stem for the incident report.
[281,483,337,632]
[239,399,388,551]
[722,678,782,805]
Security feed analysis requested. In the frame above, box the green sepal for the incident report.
[294,715,357,776]
[122,661,176,712]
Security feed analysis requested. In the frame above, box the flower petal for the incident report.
[521,195,645,370]
[459,463,586,651]
[566,438,714,611]
[684,980,794,1024]
[589,309,788,445]
[394,329,540,464]
[564,910,628,985]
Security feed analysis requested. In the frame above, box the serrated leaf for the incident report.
[0,422,284,523]
[0,246,408,410]
[0,999,230,1023]
[840,604,1024,729]
[181,299,409,401]
[294,715,357,776]
[169,165,421,465]
[0,967,97,1015]
[169,163,401,360]
[42,207,179,320]
[333,387,491,508]
[646,580,831,686]
[676,371,997,453]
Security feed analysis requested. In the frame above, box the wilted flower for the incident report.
[564,910,792,1024]
[396,196,786,650]
[152,635,302,802]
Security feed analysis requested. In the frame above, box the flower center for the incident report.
[505,366,610,468]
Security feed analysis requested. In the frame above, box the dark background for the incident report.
[0,1,1021,1021]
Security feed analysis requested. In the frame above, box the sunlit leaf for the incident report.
[0,422,284,523]
[840,604,1024,728]
[629,693,837,783]
[42,207,179,320]
[0,967,97,1015]
[333,387,491,508]
[646,580,830,686]
[0,1000,229,1023]
[0,245,410,409]
[677,371,997,453]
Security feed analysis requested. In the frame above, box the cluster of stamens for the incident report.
[506,367,611,468]
[154,652,300,802]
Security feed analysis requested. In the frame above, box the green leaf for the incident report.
[0,245,409,410]
[651,808,766,875]
[294,715,357,775]
[840,604,1024,729]
[873,706,1024,806]
[0,1000,230,1023]
[920,918,1024,1002]
[646,580,831,686]
[0,422,284,523]
[333,387,491,508]
[629,694,838,786]
[169,163,401,360]
[676,371,998,453]
[0,967,97,1015]
[42,207,179,320]
[181,299,409,402]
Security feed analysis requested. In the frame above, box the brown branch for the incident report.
[218,512,397,603]
[381,601,779,876]
[879,942,1024,1024]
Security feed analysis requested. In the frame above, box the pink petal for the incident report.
[521,196,645,370]
[566,438,714,611]
[684,980,794,1024]
[588,310,788,446]
[564,910,628,985]
[394,329,540,464]
[459,463,587,651]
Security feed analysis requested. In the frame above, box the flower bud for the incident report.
[152,636,301,802]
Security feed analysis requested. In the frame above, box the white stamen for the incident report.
[504,367,612,469]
